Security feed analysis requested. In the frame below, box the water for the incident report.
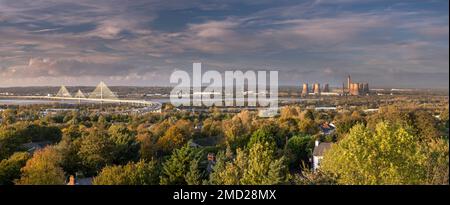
[0,99,57,105]
[0,97,315,106]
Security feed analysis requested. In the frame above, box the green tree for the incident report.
[0,152,31,185]
[0,127,30,160]
[93,160,159,185]
[185,158,203,185]
[160,142,201,185]
[247,126,277,149]
[21,124,62,143]
[320,122,431,185]
[241,142,287,185]
[207,151,231,185]
[55,136,81,175]
[209,142,287,185]
[108,124,138,164]
[286,135,313,170]
[77,130,115,176]
[16,147,66,185]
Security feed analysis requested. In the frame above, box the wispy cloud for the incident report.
[0,0,448,87]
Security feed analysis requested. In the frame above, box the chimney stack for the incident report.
[67,175,76,185]
[302,83,309,96]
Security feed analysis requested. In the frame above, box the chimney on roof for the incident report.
[67,175,75,185]
[315,140,320,147]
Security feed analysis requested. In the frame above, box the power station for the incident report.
[300,74,369,96]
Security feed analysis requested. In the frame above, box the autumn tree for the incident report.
[16,147,66,185]
[298,119,318,135]
[201,118,223,138]
[136,128,159,160]
[1,109,16,125]
[222,110,256,148]
[423,138,449,184]
[93,160,159,185]
[156,120,193,153]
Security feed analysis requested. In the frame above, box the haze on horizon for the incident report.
[0,0,448,88]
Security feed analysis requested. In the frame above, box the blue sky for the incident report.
[0,0,448,88]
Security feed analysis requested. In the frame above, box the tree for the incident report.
[298,119,318,135]
[157,126,186,153]
[334,113,364,138]
[0,152,30,185]
[201,118,223,138]
[55,136,81,175]
[1,109,16,125]
[209,142,287,185]
[93,160,159,185]
[62,124,82,140]
[247,126,278,149]
[291,164,336,185]
[0,127,30,160]
[156,120,193,153]
[21,124,62,143]
[412,110,440,141]
[222,118,248,149]
[286,135,313,170]
[108,124,138,164]
[160,142,201,185]
[136,129,159,160]
[16,147,66,185]
[320,122,437,185]
[423,138,449,184]
[185,158,202,185]
[207,151,231,185]
[241,142,287,185]
[279,106,300,120]
[77,129,115,176]
[213,148,247,185]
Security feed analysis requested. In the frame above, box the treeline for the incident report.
[0,104,448,185]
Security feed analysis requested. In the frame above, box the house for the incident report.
[67,175,92,185]
[319,122,336,135]
[312,140,333,172]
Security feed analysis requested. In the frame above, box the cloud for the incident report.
[2,58,138,78]
[0,0,448,87]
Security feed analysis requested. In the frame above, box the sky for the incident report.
[0,0,448,88]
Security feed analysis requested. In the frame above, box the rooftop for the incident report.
[313,142,333,156]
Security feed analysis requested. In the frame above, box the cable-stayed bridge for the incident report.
[4,82,162,112]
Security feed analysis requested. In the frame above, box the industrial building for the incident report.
[300,83,339,96]
[300,75,369,96]
[347,75,369,96]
